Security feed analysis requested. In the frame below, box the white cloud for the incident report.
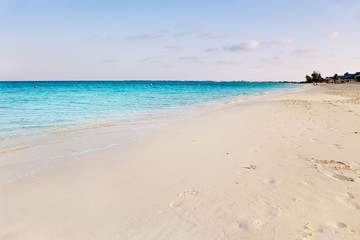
[141,57,161,63]
[292,49,320,57]
[177,56,203,61]
[222,38,292,53]
[127,33,161,40]
[327,32,339,39]
[205,48,219,52]
[271,38,294,45]
[214,60,239,65]
[165,45,183,50]
[102,59,120,63]
[261,55,287,65]
[87,34,99,41]
[159,29,170,33]
[174,26,202,37]
[224,40,261,52]
[199,32,224,39]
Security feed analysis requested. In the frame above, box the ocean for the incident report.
[0,81,300,185]
[0,81,300,149]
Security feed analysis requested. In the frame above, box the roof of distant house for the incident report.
[344,73,356,77]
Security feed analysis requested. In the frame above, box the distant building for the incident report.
[334,75,348,83]
[355,72,360,81]
[325,71,360,83]
[324,77,335,83]
[344,73,356,79]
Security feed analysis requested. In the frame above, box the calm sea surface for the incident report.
[0,81,298,150]
[0,81,302,185]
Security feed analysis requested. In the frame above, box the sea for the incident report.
[0,81,301,185]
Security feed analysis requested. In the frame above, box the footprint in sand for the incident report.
[260,178,276,185]
[236,165,257,176]
[301,222,328,239]
[232,219,264,233]
[329,144,342,150]
[250,146,261,153]
[301,222,357,238]
[345,192,360,210]
[267,179,276,184]
[312,158,359,182]
[336,222,347,228]
[169,190,199,208]
[244,164,257,170]
[302,223,315,239]
[333,222,358,235]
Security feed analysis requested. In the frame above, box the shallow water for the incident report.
[0,81,300,186]
[0,81,297,145]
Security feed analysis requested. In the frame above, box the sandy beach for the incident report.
[1,83,360,239]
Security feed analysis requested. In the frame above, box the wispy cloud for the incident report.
[159,29,170,33]
[87,34,99,41]
[102,59,120,63]
[224,40,261,52]
[174,26,202,37]
[104,36,118,41]
[175,31,199,37]
[327,32,339,39]
[127,33,161,40]
[141,57,160,63]
[214,37,293,53]
[261,55,287,65]
[214,60,239,65]
[205,48,219,52]
[271,38,294,45]
[141,55,168,64]
[177,56,203,61]
[199,32,224,39]
[165,45,183,50]
[292,49,320,57]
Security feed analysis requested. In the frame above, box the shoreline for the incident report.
[1,83,359,239]
[0,82,299,151]
[0,84,304,187]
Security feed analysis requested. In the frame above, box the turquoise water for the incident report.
[0,81,298,149]
[0,81,301,185]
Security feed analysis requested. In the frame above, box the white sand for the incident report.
[1,83,360,239]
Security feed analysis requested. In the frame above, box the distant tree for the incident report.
[305,75,312,83]
[311,71,323,82]
[305,71,324,83]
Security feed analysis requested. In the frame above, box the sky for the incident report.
[0,0,359,81]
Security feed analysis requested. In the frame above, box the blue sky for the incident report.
[0,0,359,81]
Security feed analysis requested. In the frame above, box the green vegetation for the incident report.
[305,71,324,83]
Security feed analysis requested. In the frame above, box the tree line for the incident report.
[305,71,359,83]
